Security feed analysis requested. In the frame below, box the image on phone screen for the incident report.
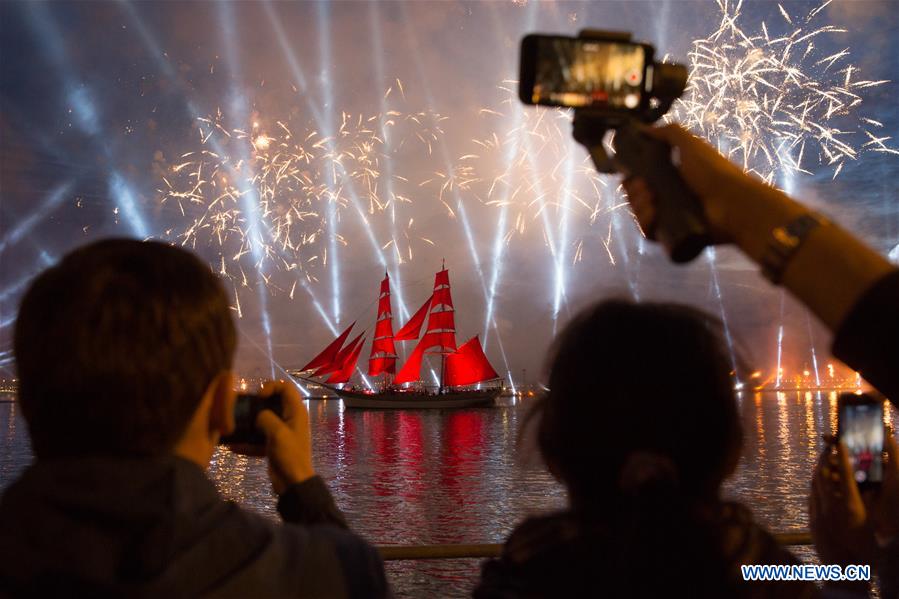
[840,401,884,485]
[531,38,646,109]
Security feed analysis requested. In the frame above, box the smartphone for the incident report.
[837,393,884,488]
[519,34,654,111]
[219,392,283,446]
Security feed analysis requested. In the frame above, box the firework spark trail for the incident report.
[707,247,741,387]
[775,292,785,388]
[158,106,446,304]
[673,0,896,387]
[314,2,343,327]
[473,1,894,272]
[472,0,542,385]
[396,1,516,383]
[676,0,895,183]
[261,0,343,337]
[218,1,277,377]
[120,0,346,347]
[449,81,654,335]
[160,101,448,381]
[460,83,631,266]
[370,1,411,323]
[478,96,580,333]
[470,0,541,391]
[805,312,821,387]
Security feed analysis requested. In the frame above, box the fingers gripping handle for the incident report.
[613,125,711,263]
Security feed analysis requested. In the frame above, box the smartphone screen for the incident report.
[232,393,256,426]
[839,399,884,485]
[520,35,650,110]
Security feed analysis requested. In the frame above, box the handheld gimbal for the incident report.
[570,30,711,263]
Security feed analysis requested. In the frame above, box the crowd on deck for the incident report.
[1,116,898,598]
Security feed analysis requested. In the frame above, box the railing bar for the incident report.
[376,532,814,561]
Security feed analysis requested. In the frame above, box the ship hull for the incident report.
[336,387,501,409]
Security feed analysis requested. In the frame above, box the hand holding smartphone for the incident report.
[220,392,284,446]
[837,392,885,489]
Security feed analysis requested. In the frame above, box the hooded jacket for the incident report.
[0,455,389,598]
[473,502,817,599]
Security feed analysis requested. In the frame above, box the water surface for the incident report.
[2,391,890,597]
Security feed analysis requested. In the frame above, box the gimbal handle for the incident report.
[573,113,711,263]
[569,30,707,262]
[613,122,711,262]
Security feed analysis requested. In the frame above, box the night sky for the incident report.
[1,1,897,384]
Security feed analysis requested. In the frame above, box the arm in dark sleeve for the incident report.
[277,475,348,529]
[832,270,899,405]
[327,530,392,599]
[473,558,525,599]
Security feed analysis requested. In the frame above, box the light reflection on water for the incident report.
[1,392,895,597]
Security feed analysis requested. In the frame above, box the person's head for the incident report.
[532,299,742,512]
[14,239,237,463]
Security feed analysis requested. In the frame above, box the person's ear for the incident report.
[208,370,237,440]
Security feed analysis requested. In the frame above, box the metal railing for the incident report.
[376,532,813,561]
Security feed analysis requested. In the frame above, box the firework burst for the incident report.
[676,0,896,183]
[452,81,633,264]
[467,1,897,267]
[157,94,447,301]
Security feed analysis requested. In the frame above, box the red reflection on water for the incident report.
[364,412,426,502]
[397,412,425,502]
[438,412,485,539]
[342,408,357,452]
[397,413,423,462]
[319,408,492,545]
[446,412,484,455]
[366,412,394,497]
[319,402,357,453]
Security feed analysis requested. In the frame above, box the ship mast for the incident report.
[368,272,398,385]
[394,262,457,390]
[439,349,446,395]
[439,259,446,394]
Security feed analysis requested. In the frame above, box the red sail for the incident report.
[394,267,461,384]
[395,295,432,340]
[368,356,396,377]
[427,267,455,348]
[374,317,394,340]
[315,332,364,376]
[370,335,396,356]
[369,274,397,377]
[426,309,454,332]
[394,331,455,384]
[432,268,453,309]
[444,336,499,387]
[435,269,450,288]
[395,342,427,384]
[377,295,391,317]
[300,322,355,371]
[421,331,456,351]
[328,336,365,384]
[433,287,453,309]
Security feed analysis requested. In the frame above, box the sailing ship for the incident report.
[295,265,503,408]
